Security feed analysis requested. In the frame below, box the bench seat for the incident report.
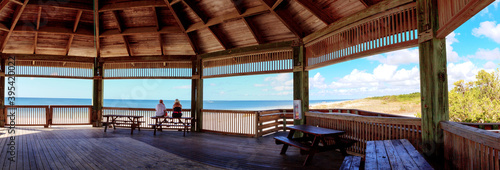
[339,155,361,170]
[274,136,311,151]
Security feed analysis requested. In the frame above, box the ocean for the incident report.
[11,97,346,110]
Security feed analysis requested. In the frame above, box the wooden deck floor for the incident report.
[0,126,346,169]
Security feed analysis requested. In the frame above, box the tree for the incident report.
[448,68,500,123]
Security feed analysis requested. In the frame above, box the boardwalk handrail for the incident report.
[201,109,259,137]
[305,111,422,156]
[441,121,500,169]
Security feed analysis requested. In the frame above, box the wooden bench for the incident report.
[340,155,361,170]
[149,123,191,136]
[102,115,143,135]
[274,136,311,154]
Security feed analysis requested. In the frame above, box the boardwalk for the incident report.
[0,126,345,169]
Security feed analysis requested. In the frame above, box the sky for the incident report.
[12,1,500,101]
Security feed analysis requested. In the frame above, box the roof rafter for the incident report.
[229,0,244,14]
[152,7,163,55]
[243,17,264,44]
[164,0,198,54]
[208,26,230,50]
[227,0,261,45]
[185,5,268,32]
[34,6,41,54]
[27,1,93,12]
[123,36,132,56]
[99,0,167,12]
[257,0,302,38]
[358,0,374,7]
[181,0,208,24]
[94,0,100,57]
[111,11,123,33]
[294,0,334,25]
[99,26,182,37]
[65,35,74,56]
[73,10,83,32]
[14,25,94,37]
[1,0,29,52]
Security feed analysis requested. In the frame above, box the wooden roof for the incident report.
[0,0,382,58]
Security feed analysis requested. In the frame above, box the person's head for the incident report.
[159,99,163,104]
[174,99,180,104]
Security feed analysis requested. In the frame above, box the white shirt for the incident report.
[155,103,166,117]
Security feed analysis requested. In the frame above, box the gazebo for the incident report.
[0,0,498,169]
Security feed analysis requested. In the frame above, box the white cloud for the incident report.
[173,85,191,89]
[309,73,327,89]
[466,48,500,60]
[447,61,481,84]
[367,49,419,65]
[209,83,216,86]
[494,0,499,8]
[472,21,500,44]
[484,61,498,69]
[446,32,460,62]
[262,73,293,95]
[219,91,225,95]
[253,84,267,87]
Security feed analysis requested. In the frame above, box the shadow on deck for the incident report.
[0,127,345,169]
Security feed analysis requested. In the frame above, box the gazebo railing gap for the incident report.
[10,60,94,79]
[305,3,418,70]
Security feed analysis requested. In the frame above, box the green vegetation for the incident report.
[368,92,420,103]
[448,69,500,123]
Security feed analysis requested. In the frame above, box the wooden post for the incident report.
[293,45,308,126]
[92,61,104,127]
[191,56,203,131]
[0,58,5,127]
[417,0,449,162]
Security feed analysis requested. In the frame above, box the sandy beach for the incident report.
[310,99,420,117]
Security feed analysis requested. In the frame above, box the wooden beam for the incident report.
[99,0,167,12]
[228,0,261,44]
[73,10,83,33]
[2,54,95,63]
[200,40,296,59]
[99,55,193,63]
[36,6,41,30]
[208,26,229,50]
[94,0,100,57]
[303,0,414,44]
[257,0,302,38]
[191,56,203,131]
[229,0,244,14]
[242,18,264,44]
[417,0,448,163]
[181,0,208,24]
[0,58,5,127]
[123,36,131,56]
[293,45,308,127]
[358,0,374,7]
[0,0,10,14]
[435,0,495,38]
[9,0,22,6]
[14,25,94,37]
[65,35,74,56]
[111,11,123,33]
[164,0,198,54]
[185,5,269,32]
[99,26,182,37]
[158,34,164,55]
[294,0,334,25]
[1,0,29,52]
[92,60,104,127]
[152,7,160,31]
[33,32,38,54]
[27,2,93,12]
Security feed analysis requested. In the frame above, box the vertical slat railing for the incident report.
[201,109,258,137]
[51,105,92,125]
[102,107,192,129]
[257,110,294,137]
[4,106,49,126]
[441,121,500,169]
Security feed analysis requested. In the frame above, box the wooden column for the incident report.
[0,58,5,127]
[92,61,103,127]
[417,0,449,161]
[293,45,308,126]
[191,56,203,131]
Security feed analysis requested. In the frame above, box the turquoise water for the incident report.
[11,97,346,110]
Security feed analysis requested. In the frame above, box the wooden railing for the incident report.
[51,105,92,125]
[102,107,192,129]
[309,109,406,117]
[436,0,495,38]
[441,121,500,169]
[201,109,258,137]
[306,111,422,156]
[257,110,294,137]
[4,106,50,127]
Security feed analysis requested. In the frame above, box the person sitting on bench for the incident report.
[156,99,167,117]
[172,99,182,118]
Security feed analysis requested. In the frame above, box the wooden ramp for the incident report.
[0,127,345,169]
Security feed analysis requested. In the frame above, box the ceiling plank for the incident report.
[229,0,244,14]
[181,0,208,24]
[164,0,198,54]
[100,26,182,37]
[208,26,229,50]
[94,0,100,57]
[99,0,167,12]
[123,36,132,56]
[9,0,23,6]
[73,10,83,32]
[0,0,10,14]
[186,5,268,32]
[111,11,123,33]
[14,25,94,37]
[27,1,93,12]
[200,40,296,59]
[1,0,29,52]
[243,17,264,44]
[294,0,334,25]
[3,53,95,63]
[257,0,302,38]
[228,0,260,44]
[99,55,193,63]
[304,0,414,44]
[152,7,160,31]
[65,34,74,56]
[358,0,374,7]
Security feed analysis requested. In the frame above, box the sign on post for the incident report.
[293,100,302,120]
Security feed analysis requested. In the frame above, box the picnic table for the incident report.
[365,139,434,170]
[102,115,143,135]
[149,116,193,136]
[274,125,350,166]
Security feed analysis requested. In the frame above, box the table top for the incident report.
[103,115,143,118]
[287,125,344,136]
[365,139,433,170]
[150,116,193,119]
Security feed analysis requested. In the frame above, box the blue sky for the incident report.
[13,1,500,101]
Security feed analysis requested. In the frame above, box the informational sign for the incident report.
[293,100,302,120]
